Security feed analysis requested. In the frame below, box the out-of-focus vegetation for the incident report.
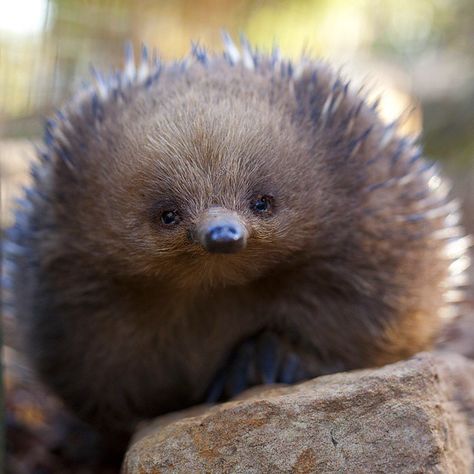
[0,0,473,228]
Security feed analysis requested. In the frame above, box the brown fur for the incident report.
[5,40,470,445]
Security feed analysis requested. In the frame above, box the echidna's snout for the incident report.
[196,207,248,254]
[205,223,245,253]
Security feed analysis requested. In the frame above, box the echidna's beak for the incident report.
[196,208,248,254]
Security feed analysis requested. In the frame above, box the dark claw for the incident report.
[205,368,226,403]
[206,331,309,404]
[279,352,300,384]
[256,332,280,384]
[225,341,255,397]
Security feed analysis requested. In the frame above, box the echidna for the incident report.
[4,33,471,448]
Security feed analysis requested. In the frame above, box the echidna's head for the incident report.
[45,61,345,290]
[20,37,469,327]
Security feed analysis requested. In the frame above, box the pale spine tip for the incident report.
[239,34,255,70]
[221,31,241,65]
[124,41,136,82]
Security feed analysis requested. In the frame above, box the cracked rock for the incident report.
[123,352,474,473]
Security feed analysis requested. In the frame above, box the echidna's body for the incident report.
[4,36,471,443]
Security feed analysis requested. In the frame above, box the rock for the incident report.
[123,352,474,474]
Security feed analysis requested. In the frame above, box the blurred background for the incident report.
[1,0,473,472]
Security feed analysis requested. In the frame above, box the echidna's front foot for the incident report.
[206,331,309,403]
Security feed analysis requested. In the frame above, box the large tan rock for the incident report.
[123,352,474,474]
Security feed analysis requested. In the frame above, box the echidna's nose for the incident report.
[196,207,248,254]
[205,222,246,254]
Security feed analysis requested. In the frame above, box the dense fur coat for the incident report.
[4,35,471,441]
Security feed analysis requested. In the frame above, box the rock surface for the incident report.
[123,352,474,474]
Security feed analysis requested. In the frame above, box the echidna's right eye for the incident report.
[161,210,180,226]
[251,195,274,216]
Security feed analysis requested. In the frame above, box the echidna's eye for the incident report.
[161,210,180,225]
[251,195,274,215]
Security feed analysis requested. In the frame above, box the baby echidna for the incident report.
[4,34,471,448]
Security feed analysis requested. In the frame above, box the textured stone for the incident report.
[123,352,474,474]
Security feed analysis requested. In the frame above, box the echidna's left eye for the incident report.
[161,210,181,225]
[251,195,274,215]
